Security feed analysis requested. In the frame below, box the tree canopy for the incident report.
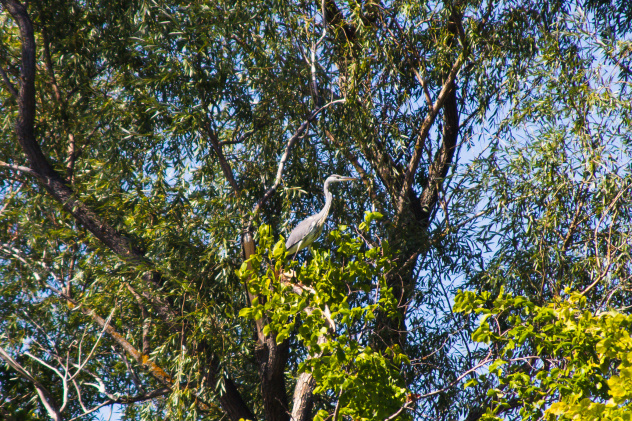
[0,0,631,420]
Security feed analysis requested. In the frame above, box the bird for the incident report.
[285,174,357,256]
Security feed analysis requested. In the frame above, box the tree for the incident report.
[0,0,631,420]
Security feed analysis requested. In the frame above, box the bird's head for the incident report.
[326,174,358,183]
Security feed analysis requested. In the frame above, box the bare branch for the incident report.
[75,302,173,386]
[561,189,587,251]
[416,81,460,229]
[24,351,68,412]
[124,282,151,355]
[309,0,328,106]
[112,348,144,392]
[580,181,630,296]
[71,378,90,414]
[332,388,343,421]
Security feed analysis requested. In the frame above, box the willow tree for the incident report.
[1,0,630,420]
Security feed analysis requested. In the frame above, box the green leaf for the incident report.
[271,240,286,259]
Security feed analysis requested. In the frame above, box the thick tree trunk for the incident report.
[257,339,290,421]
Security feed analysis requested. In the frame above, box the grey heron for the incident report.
[285,174,357,256]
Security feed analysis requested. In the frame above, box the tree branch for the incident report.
[416,350,493,400]
[1,0,156,265]
[395,53,464,219]
[412,67,433,109]
[59,289,174,386]
[123,282,152,356]
[204,124,242,194]
[219,127,255,146]
[291,371,317,421]
[352,131,403,206]
[0,159,40,178]
[0,345,62,421]
[71,308,116,382]
[23,351,69,412]
[1,0,188,342]
[1,240,248,420]
[416,79,459,229]
[0,241,173,386]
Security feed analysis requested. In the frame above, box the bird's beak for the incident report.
[342,177,358,182]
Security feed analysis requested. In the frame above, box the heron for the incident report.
[285,174,357,256]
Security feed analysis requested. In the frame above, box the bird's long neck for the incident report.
[319,180,334,219]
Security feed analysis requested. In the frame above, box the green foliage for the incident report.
[456,289,632,420]
[239,217,408,420]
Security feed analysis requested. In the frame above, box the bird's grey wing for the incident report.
[286,215,317,250]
